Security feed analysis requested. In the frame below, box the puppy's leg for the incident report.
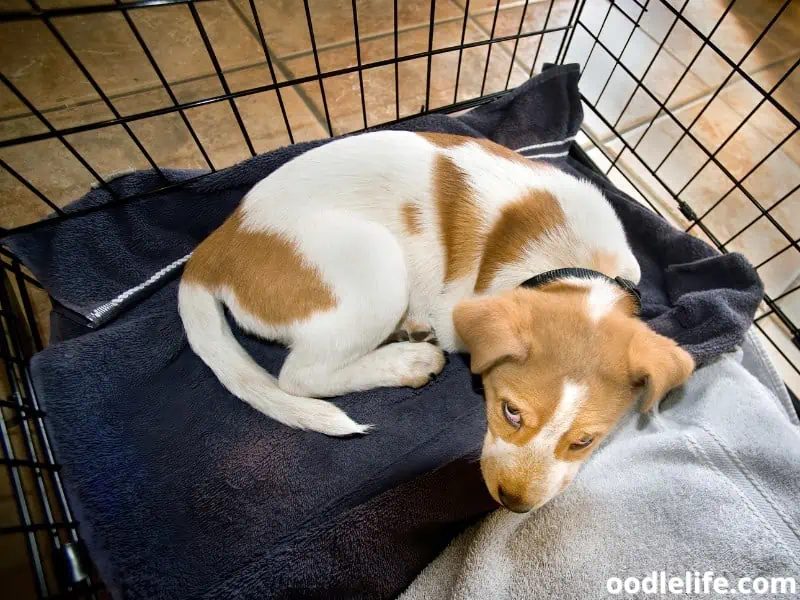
[277,216,445,397]
[281,341,445,397]
[385,316,436,344]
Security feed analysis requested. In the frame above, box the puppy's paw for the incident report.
[389,341,446,388]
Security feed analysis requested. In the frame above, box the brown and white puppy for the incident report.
[455,284,693,512]
[179,130,694,511]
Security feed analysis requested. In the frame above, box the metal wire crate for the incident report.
[1,0,798,597]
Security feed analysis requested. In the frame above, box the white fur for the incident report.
[178,282,370,436]
[179,131,638,436]
[560,277,625,323]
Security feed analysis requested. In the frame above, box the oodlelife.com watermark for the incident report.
[606,571,797,596]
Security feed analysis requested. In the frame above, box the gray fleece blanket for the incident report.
[401,331,800,600]
[1,64,764,599]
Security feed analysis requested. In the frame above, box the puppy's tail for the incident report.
[177,281,371,437]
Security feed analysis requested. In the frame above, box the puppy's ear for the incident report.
[629,325,695,412]
[453,295,528,374]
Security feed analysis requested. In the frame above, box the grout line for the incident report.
[592,49,800,146]
[225,0,329,136]
[268,0,538,63]
[593,0,800,143]
[0,59,274,126]
[0,0,481,130]
[0,0,545,128]
[450,0,529,81]
[275,11,463,61]
[457,0,570,80]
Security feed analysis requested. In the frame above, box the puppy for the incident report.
[179,131,694,511]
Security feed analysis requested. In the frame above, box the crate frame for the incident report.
[0,0,798,597]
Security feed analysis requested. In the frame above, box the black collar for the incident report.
[520,267,642,314]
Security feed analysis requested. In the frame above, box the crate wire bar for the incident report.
[1,0,798,597]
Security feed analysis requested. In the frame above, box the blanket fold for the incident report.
[1,64,763,599]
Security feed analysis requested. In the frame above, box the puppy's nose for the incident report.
[498,487,534,513]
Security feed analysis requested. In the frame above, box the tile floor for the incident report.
[571,0,800,393]
[2,1,800,596]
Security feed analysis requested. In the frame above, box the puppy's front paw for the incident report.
[390,341,446,388]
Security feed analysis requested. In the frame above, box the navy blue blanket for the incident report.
[3,64,762,599]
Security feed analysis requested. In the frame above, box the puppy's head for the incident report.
[453,282,694,513]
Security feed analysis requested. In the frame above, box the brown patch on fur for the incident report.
[419,132,533,166]
[423,133,560,287]
[183,211,336,325]
[589,250,619,278]
[401,202,423,235]
[418,132,470,149]
[433,154,484,282]
[474,191,565,293]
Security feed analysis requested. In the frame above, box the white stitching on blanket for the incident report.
[746,329,799,426]
[88,253,193,323]
[513,135,576,153]
[679,426,800,570]
[698,423,800,542]
[520,150,569,159]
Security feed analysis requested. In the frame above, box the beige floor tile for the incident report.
[737,139,800,211]
[2,0,37,9]
[627,117,704,190]
[0,168,53,231]
[611,93,800,212]
[468,0,576,32]
[751,319,800,396]
[1,137,102,229]
[686,98,800,219]
[599,138,693,230]
[575,0,615,36]
[610,135,800,301]
[129,1,268,90]
[701,187,762,245]
[281,18,526,135]
[35,0,113,7]
[591,117,796,282]
[754,244,800,298]
[0,63,326,230]
[776,285,800,328]
[646,0,799,92]
[0,2,267,125]
[716,54,800,166]
[237,0,463,70]
[470,0,574,77]
[771,188,800,242]
[456,0,532,13]
[678,161,735,216]
[0,1,270,123]
[724,215,795,287]
[596,91,800,298]
[0,19,103,120]
[564,2,711,143]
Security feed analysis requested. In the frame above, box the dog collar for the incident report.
[520,267,642,314]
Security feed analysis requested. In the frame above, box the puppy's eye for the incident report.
[502,400,522,428]
[569,434,594,451]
